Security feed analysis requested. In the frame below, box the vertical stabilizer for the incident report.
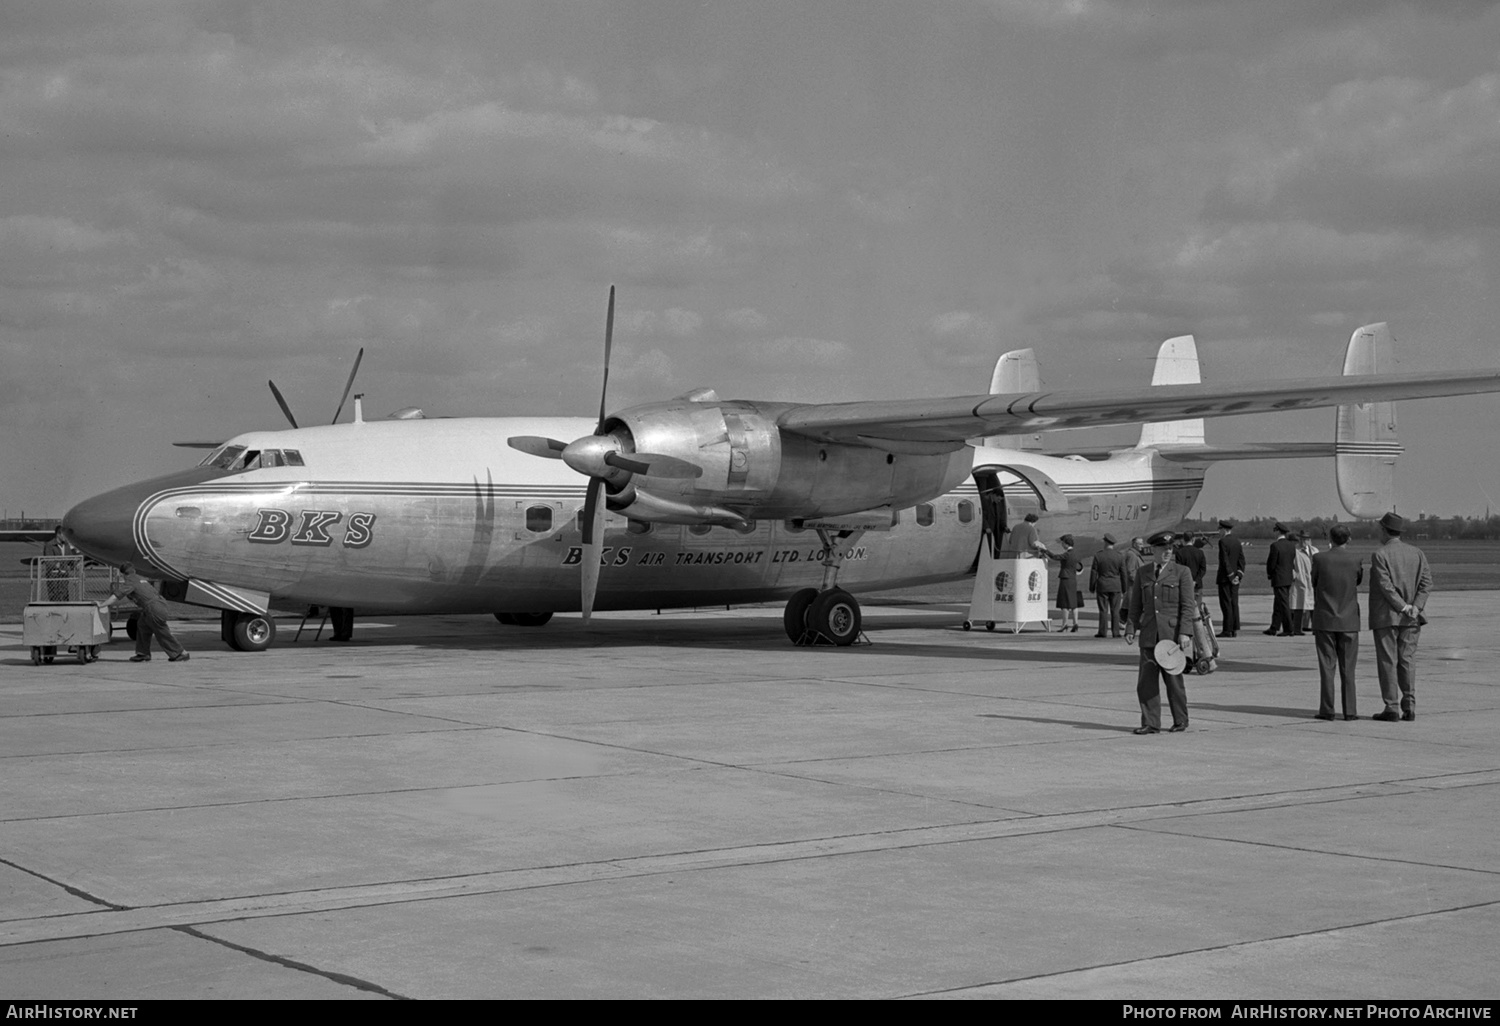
[1136,336,1205,448]
[1336,322,1402,518]
[983,349,1042,449]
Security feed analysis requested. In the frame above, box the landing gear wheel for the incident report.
[494,612,517,625]
[806,588,862,647]
[230,612,277,652]
[511,612,552,627]
[783,588,820,645]
[125,614,139,641]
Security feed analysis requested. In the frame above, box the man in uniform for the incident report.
[1125,531,1196,734]
[98,562,189,662]
[1310,524,1363,721]
[1368,512,1431,722]
[1089,533,1128,638]
[1216,519,1245,637]
[1265,522,1298,636]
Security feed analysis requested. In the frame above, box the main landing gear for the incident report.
[782,527,867,647]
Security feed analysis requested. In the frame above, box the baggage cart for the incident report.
[21,556,120,665]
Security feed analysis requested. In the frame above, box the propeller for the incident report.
[266,347,366,431]
[269,380,299,429]
[505,287,703,623]
[330,348,365,425]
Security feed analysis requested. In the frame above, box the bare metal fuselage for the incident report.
[71,417,1204,615]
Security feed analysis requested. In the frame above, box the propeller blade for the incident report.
[596,286,614,434]
[330,347,365,425]
[268,381,299,429]
[580,477,605,624]
[604,451,704,479]
[507,436,568,459]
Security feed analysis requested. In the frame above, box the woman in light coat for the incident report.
[1290,532,1318,634]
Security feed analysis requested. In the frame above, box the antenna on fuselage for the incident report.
[352,394,365,424]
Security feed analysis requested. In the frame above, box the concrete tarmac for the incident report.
[2,594,1497,1000]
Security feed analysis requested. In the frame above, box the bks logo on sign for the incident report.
[249,509,376,548]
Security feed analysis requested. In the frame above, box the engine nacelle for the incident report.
[605,396,973,522]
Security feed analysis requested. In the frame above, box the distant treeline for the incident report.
[1177,514,1500,541]
[0,518,60,531]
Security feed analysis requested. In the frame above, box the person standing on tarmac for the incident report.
[1215,519,1245,638]
[98,563,189,662]
[1125,531,1196,734]
[1089,534,1128,638]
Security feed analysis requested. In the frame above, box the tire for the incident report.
[962,621,972,631]
[806,588,862,647]
[783,588,820,644]
[494,612,517,625]
[985,621,996,632]
[231,612,277,652]
[76,646,89,664]
[125,614,139,641]
[511,612,553,627]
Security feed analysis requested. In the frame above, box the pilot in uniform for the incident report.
[1125,531,1196,734]
[1368,512,1431,721]
[1215,519,1245,637]
[99,562,189,662]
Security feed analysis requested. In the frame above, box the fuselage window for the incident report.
[957,500,974,524]
[626,520,652,535]
[688,523,713,536]
[783,520,806,533]
[526,505,554,533]
[916,503,934,527]
[282,450,305,467]
[733,519,757,535]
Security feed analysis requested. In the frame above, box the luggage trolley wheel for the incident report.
[962,620,972,631]
[985,621,996,632]
[31,647,41,666]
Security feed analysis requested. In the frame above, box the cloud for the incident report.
[1209,71,1500,233]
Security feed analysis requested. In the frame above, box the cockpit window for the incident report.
[282,450,304,466]
[201,445,247,469]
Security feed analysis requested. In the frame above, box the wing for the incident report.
[0,530,57,544]
[778,368,1500,450]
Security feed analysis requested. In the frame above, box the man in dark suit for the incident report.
[1216,519,1245,637]
[1174,533,1207,603]
[1125,531,1197,734]
[1368,512,1432,722]
[1089,533,1128,638]
[1310,524,1363,720]
[1265,522,1298,636]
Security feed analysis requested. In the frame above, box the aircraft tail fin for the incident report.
[1136,336,1205,448]
[1336,322,1403,518]
[982,349,1042,450]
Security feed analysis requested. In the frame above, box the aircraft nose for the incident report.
[62,482,151,568]
[62,466,227,569]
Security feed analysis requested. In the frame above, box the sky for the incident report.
[3,0,1500,521]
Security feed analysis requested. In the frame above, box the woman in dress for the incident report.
[1052,534,1085,632]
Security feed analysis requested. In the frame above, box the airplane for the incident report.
[54,292,1500,652]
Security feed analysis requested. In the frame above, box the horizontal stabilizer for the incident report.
[1152,442,1335,463]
